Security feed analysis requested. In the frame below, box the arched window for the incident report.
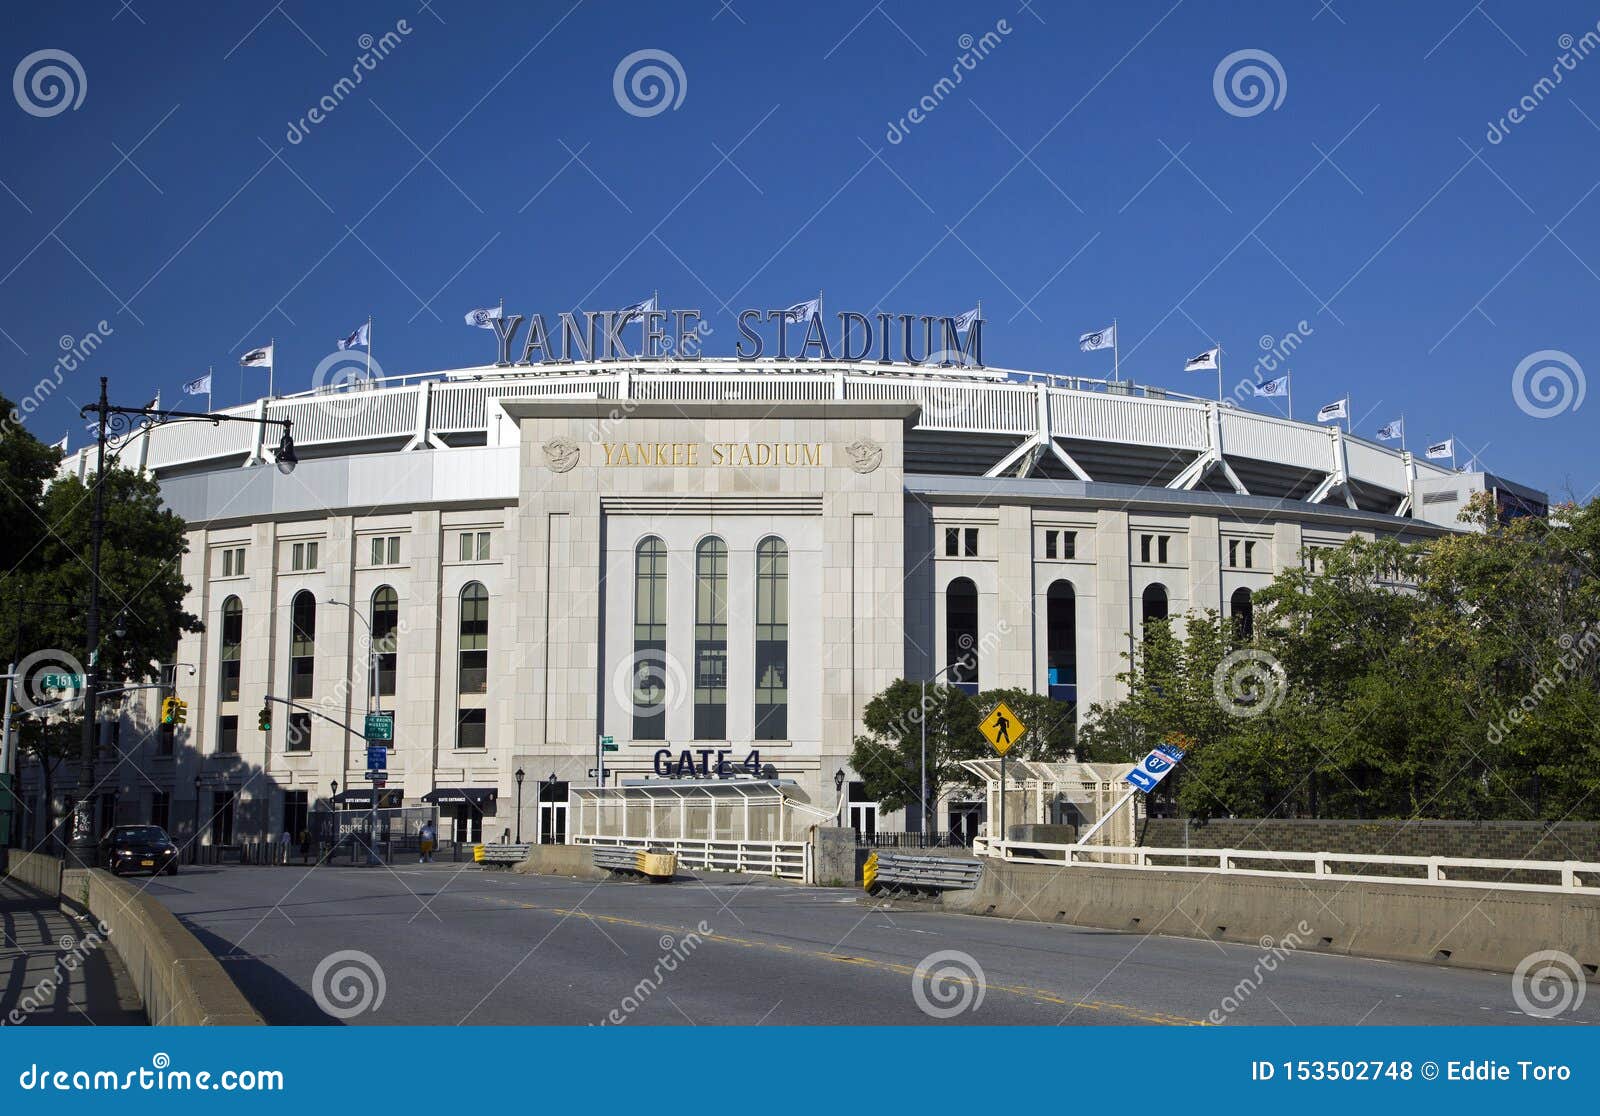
[754,537,788,740]
[946,577,979,692]
[1046,581,1076,704]
[693,537,728,740]
[290,591,315,699]
[371,586,398,698]
[458,582,488,694]
[1230,586,1254,640]
[632,537,668,740]
[1141,583,1169,625]
[219,596,242,702]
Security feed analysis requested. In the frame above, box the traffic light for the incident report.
[258,704,272,732]
[160,696,176,725]
[173,698,188,726]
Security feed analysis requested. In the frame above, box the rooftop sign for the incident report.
[478,304,985,368]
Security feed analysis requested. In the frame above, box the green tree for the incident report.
[848,679,982,820]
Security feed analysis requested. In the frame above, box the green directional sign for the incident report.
[40,672,85,692]
[601,734,617,752]
[364,712,394,742]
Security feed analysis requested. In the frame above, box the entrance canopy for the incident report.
[422,787,497,808]
[571,778,833,845]
[332,788,404,808]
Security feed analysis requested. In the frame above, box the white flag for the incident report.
[51,434,68,454]
[1376,419,1403,442]
[1079,325,1115,352]
[1183,347,1220,372]
[953,307,981,332]
[1254,375,1289,398]
[182,372,212,396]
[618,296,657,318]
[1316,398,1348,422]
[338,321,371,350]
[1425,438,1454,460]
[781,297,820,323]
[240,344,273,368]
[464,306,502,329]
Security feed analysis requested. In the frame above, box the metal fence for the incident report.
[855,830,972,849]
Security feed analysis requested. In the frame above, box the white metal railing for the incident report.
[982,841,1600,895]
[573,834,810,881]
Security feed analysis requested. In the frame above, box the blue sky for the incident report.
[1,1,1596,498]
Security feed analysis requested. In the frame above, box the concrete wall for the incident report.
[944,859,1600,981]
[1143,818,1600,862]
[14,856,264,1026]
[514,843,610,880]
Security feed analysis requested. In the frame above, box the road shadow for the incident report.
[179,919,340,1025]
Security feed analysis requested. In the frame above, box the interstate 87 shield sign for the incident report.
[1124,737,1187,793]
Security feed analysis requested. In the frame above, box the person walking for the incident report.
[418,818,437,864]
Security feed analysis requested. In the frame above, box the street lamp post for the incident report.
[918,662,966,846]
[834,768,846,828]
[71,377,295,867]
[327,598,380,867]
[514,768,525,843]
[191,774,202,864]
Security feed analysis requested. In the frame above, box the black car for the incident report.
[99,825,180,876]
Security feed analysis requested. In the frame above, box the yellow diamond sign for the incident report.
[979,701,1026,756]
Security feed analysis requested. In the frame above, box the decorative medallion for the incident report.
[541,436,580,473]
[844,438,883,475]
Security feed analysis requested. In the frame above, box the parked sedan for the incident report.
[99,825,180,876]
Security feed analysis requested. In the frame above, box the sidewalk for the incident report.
[0,876,145,1025]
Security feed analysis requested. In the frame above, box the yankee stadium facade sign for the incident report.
[477,305,985,367]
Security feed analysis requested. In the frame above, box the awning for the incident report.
[332,788,404,808]
[421,787,497,808]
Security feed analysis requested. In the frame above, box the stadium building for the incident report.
[21,310,1547,854]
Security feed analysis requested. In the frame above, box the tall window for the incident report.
[458,582,488,693]
[1046,580,1076,705]
[286,711,311,752]
[632,537,668,740]
[946,577,979,692]
[1142,583,1169,625]
[754,537,788,740]
[217,715,238,755]
[371,586,398,698]
[1230,586,1255,640]
[693,537,728,739]
[219,596,242,702]
[290,591,315,699]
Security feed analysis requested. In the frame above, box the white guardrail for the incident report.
[574,835,810,881]
[975,840,1600,895]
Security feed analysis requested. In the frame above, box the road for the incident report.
[143,862,1596,1026]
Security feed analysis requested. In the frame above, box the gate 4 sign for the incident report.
[1125,737,1187,793]
[978,702,1026,756]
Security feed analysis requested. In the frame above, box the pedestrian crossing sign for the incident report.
[979,701,1026,756]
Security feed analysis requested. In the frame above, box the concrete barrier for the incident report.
[5,849,64,895]
[943,859,1600,981]
[10,854,263,1026]
[513,843,611,881]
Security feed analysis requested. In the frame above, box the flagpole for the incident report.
[1400,412,1406,452]
[1286,373,1293,422]
[1344,394,1351,435]
[1112,317,1120,383]
[207,365,213,414]
[268,337,275,400]
[366,316,373,385]
[1216,344,1223,403]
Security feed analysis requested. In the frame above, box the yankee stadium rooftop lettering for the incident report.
[483,304,984,366]
[600,441,825,467]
